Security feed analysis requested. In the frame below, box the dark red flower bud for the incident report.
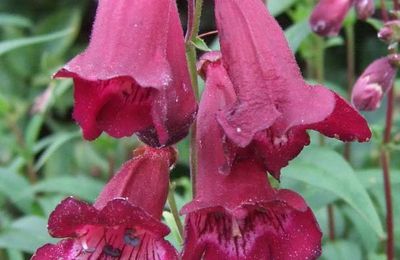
[352,57,397,111]
[354,0,375,20]
[212,0,371,178]
[32,146,178,260]
[55,0,196,147]
[309,0,353,36]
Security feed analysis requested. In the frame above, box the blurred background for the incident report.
[0,0,399,259]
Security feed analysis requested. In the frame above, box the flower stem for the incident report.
[344,22,355,163]
[185,0,204,197]
[167,183,184,242]
[382,87,395,260]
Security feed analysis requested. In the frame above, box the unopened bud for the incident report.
[309,0,353,37]
[378,20,400,43]
[354,0,375,20]
[352,57,397,111]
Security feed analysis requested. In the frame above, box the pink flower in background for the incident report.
[309,0,353,36]
[211,0,371,179]
[378,20,400,43]
[354,0,375,20]
[181,160,322,260]
[352,57,398,111]
[55,0,196,147]
[32,146,178,260]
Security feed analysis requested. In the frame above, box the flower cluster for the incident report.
[33,0,372,259]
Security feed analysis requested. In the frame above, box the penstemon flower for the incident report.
[210,0,371,179]
[181,52,322,259]
[55,0,196,147]
[354,0,375,20]
[32,146,178,260]
[352,56,398,111]
[310,0,375,36]
[309,0,353,36]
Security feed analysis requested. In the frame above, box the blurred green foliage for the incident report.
[0,0,399,259]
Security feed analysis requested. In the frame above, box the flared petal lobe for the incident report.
[56,0,196,146]
[352,57,397,111]
[32,146,178,259]
[309,0,353,36]
[181,161,322,260]
[198,50,370,178]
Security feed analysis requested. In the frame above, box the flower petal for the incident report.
[182,200,321,260]
[72,77,153,140]
[47,197,98,238]
[94,146,175,219]
[31,239,80,260]
[214,0,335,147]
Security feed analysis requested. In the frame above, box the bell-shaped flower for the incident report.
[354,0,375,20]
[55,0,196,147]
[352,56,398,111]
[32,146,178,260]
[212,0,371,179]
[181,159,322,259]
[309,0,353,36]
[182,55,322,258]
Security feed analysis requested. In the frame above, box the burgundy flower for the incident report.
[32,146,178,260]
[211,0,371,178]
[183,53,322,258]
[181,160,322,260]
[55,0,196,147]
[354,0,375,20]
[352,57,398,111]
[309,0,353,36]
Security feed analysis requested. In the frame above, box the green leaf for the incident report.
[31,175,104,202]
[0,28,74,56]
[163,211,182,249]
[0,13,33,28]
[0,216,55,253]
[325,36,344,48]
[0,167,33,212]
[342,206,379,252]
[366,18,384,31]
[33,131,80,172]
[322,240,362,260]
[268,0,297,16]
[191,37,211,52]
[281,147,385,238]
[285,20,311,53]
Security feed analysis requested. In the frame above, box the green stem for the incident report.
[185,0,203,197]
[344,22,355,163]
[167,183,184,242]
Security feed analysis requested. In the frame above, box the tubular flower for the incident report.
[55,0,196,147]
[32,146,178,260]
[309,0,353,36]
[181,160,322,260]
[182,55,322,259]
[352,57,398,111]
[212,0,371,179]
